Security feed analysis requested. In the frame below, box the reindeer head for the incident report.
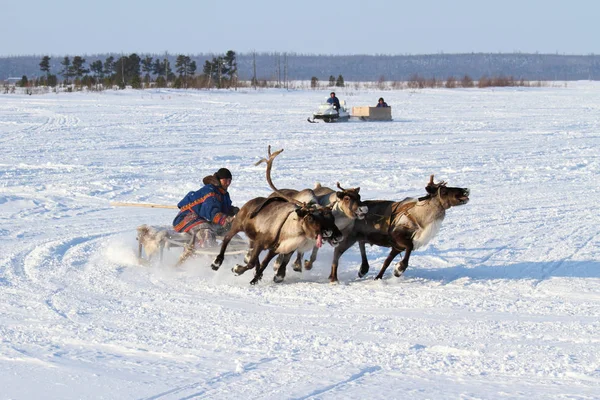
[257,146,343,248]
[424,175,470,209]
[335,182,368,219]
[296,204,343,248]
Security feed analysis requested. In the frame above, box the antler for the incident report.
[428,174,447,188]
[255,145,305,207]
[336,182,346,191]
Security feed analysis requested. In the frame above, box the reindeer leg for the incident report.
[273,253,286,271]
[211,226,240,270]
[394,242,414,277]
[293,251,304,272]
[329,236,357,283]
[374,248,401,280]
[304,246,319,271]
[244,240,255,265]
[274,252,293,283]
[233,246,261,275]
[251,250,278,285]
[358,240,370,278]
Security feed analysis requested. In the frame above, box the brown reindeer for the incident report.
[328,175,470,282]
[211,147,343,285]
[271,182,368,273]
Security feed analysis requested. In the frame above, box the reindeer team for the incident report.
[138,146,469,284]
[208,146,470,285]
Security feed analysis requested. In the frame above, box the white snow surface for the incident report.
[1,84,599,399]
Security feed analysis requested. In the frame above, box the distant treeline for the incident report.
[2,52,599,84]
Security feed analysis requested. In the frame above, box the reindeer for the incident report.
[328,175,470,282]
[270,182,368,274]
[211,147,343,285]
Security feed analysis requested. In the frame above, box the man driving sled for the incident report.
[173,168,238,265]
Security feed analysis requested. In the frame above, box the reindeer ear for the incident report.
[425,175,437,193]
[336,191,344,199]
[355,187,360,193]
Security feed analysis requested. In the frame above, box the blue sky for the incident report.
[2,0,599,56]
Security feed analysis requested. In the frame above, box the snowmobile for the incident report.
[307,100,350,123]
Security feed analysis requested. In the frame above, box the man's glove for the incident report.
[230,206,240,216]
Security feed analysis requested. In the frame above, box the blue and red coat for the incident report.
[172,176,233,232]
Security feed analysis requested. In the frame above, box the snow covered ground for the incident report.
[1,83,599,399]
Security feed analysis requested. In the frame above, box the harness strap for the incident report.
[389,201,421,232]
[270,209,297,251]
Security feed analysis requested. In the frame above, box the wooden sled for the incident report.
[136,224,248,266]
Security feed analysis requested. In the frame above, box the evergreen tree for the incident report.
[175,55,188,76]
[113,53,142,89]
[310,76,319,88]
[90,60,103,78]
[188,61,197,76]
[47,75,58,87]
[128,53,141,79]
[155,76,167,88]
[175,55,197,88]
[39,56,51,76]
[224,50,237,85]
[70,56,89,80]
[203,57,225,87]
[328,75,335,86]
[103,56,115,77]
[164,58,174,82]
[141,56,153,81]
[152,59,163,76]
[60,56,73,84]
[335,74,345,87]
[203,50,237,88]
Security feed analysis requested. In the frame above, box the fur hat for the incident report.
[214,168,232,180]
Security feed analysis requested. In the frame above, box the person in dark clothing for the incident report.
[173,168,238,252]
[376,97,389,107]
[327,92,341,111]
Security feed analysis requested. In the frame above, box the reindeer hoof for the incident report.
[250,276,262,285]
[358,266,369,278]
[304,261,313,271]
[273,275,284,283]
[292,264,302,272]
[233,264,248,275]
[393,267,405,277]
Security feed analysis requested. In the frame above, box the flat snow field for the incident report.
[1,83,599,399]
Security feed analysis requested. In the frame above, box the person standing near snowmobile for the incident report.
[327,92,340,111]
[173,168,238,247]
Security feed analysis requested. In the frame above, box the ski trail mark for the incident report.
[140,357,276,400]
[291,365,382,400]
